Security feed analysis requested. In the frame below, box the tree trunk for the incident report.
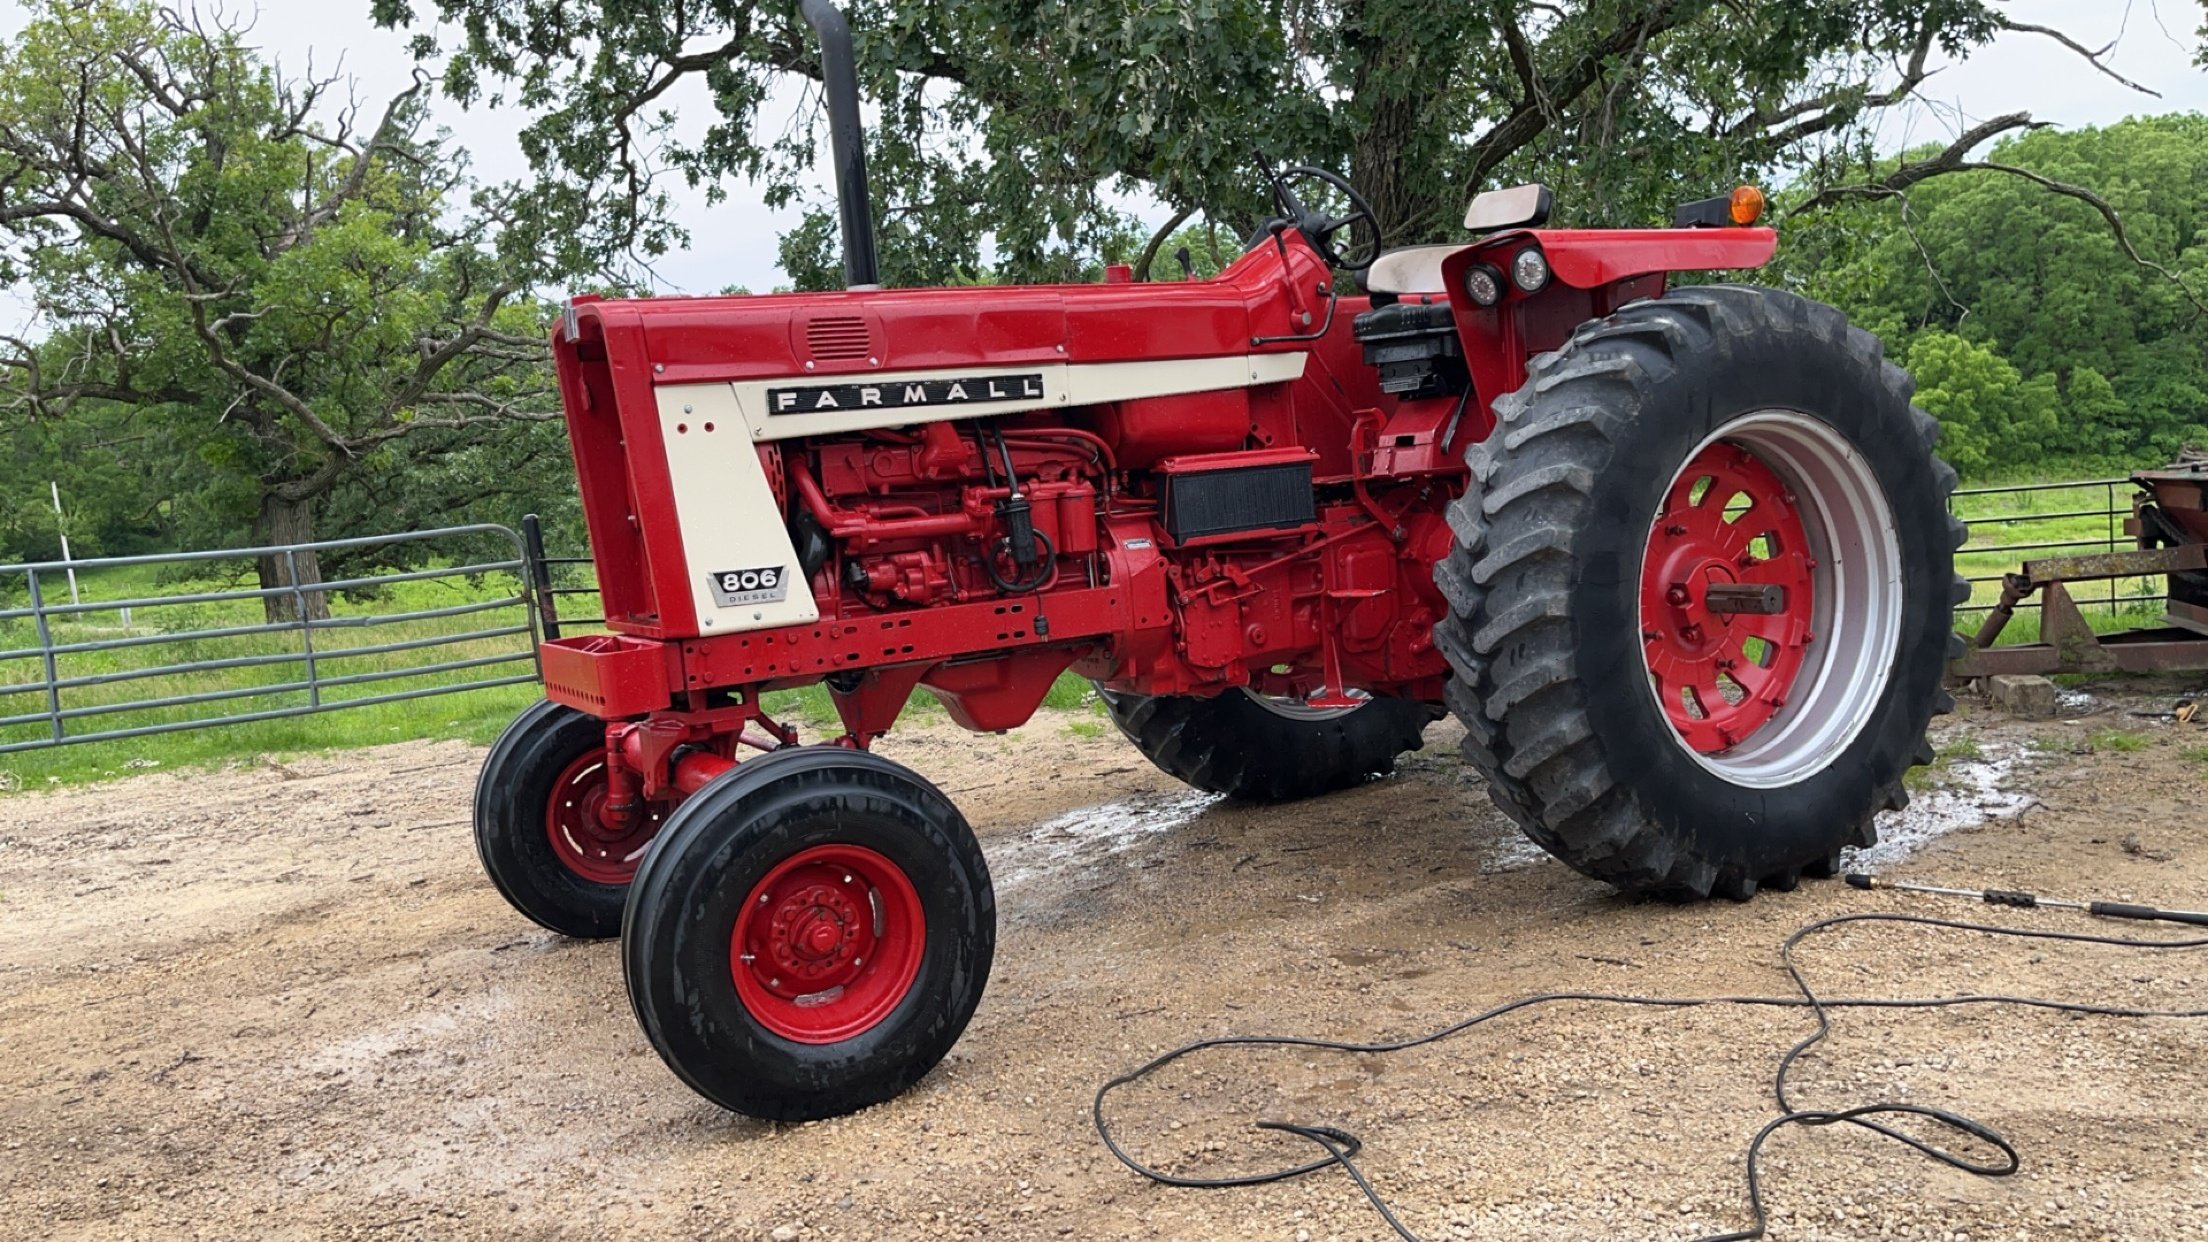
[257,491,330,624]
[1343,2,1458,247]
[1350,85,1424,243]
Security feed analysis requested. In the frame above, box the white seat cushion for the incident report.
[1363,244,1470,296]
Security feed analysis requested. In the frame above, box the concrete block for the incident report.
[1986,673,2058,717]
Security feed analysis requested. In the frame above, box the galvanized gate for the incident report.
[0,523,542,754]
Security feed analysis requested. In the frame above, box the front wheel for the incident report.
[621,747,995,1121]
[1433,285,1963,899]
[473,700,667,938]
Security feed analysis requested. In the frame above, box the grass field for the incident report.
[0,472,2168,792]
[1948,475,2164,644]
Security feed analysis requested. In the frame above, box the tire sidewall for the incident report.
[474,701,632,938]
[1569,298,1951,877]
[623,748,995,1120]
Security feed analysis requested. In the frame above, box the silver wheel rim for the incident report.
[1239,687,1369,721]
[1639,410,1904,788]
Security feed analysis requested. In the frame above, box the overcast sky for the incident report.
[2,0,2204,309]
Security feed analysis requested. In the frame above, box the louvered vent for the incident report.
[805,315,872,360]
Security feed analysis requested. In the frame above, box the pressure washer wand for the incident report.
[1847,873,2208,927]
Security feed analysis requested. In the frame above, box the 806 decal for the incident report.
[707,564,790,608]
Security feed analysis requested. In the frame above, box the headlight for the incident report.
[1511,246,1550,293]
[1463,263,1504,307]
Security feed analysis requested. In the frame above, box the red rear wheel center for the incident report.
[732,844,926,1044]
[544,753,661,886]
[1641,441,1817,755]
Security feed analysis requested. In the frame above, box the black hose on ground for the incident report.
[1092,910,2208,1242]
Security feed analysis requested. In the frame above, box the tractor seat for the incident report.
[1363,244,1466,296]
[1363,184,1556,297]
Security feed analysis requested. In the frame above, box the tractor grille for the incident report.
[805,315,873,361]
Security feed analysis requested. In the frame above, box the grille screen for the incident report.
[805,316,872,360]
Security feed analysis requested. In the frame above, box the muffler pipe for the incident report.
[799,0,881,289]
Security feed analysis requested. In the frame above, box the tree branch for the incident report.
[1790,112,2208,319]
[2000,20,2162,97]
[1723,25,1939,151]
[1466,0,1698,181]
[1968,158,2207,315]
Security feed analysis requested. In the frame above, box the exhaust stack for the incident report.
[799,0,881,289]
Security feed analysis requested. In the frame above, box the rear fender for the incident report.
[1494,226,1777,288]
[1435,228,1775,446]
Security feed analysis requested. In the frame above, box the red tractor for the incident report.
[474,1,1960,1121]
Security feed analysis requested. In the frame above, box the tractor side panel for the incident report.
[658,382,822,636]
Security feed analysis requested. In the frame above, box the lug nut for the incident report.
[1665,585,1690,606]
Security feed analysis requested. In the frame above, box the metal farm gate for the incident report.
[0,523,543,754]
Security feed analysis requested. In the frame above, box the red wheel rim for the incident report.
[544,752,662,885]
[731,844,926,1044]
[1641,440,1817,754]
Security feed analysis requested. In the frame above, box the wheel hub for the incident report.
[544,754,662,885]
[761,880,873,992]
[732,844,925,1043]
[1641,441,1816,754]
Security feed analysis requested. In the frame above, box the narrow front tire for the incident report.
[621,747,995,1121]
[474,700,665,938]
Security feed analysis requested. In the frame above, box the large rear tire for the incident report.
[474,700,666,938]
[1433,285,1963,899]
[1098,687,1435,802]
[622,747,995,1121]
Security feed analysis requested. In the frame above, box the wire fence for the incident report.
[1948,477,2158,621]
[0,523,541,755]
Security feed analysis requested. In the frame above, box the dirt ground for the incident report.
[4,686,2208,1241]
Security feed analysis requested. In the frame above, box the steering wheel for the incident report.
[1268,164,1385,273]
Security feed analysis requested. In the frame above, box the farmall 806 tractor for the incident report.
[474,1,1961,1121]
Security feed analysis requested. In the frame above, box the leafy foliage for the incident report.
[0,2,568,595]
[1775,116,2208,473]
[378,0,2066,291]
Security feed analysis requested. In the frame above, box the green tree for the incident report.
[1906,331,2062,474]
[375,0,2154,290]
[1773,115,2208,471]
[0,1,558,616]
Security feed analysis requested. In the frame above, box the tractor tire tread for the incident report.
[1434,284,1962,899]
[1100,688,1435,803]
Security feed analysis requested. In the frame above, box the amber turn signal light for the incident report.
[1729,185,1766,226]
